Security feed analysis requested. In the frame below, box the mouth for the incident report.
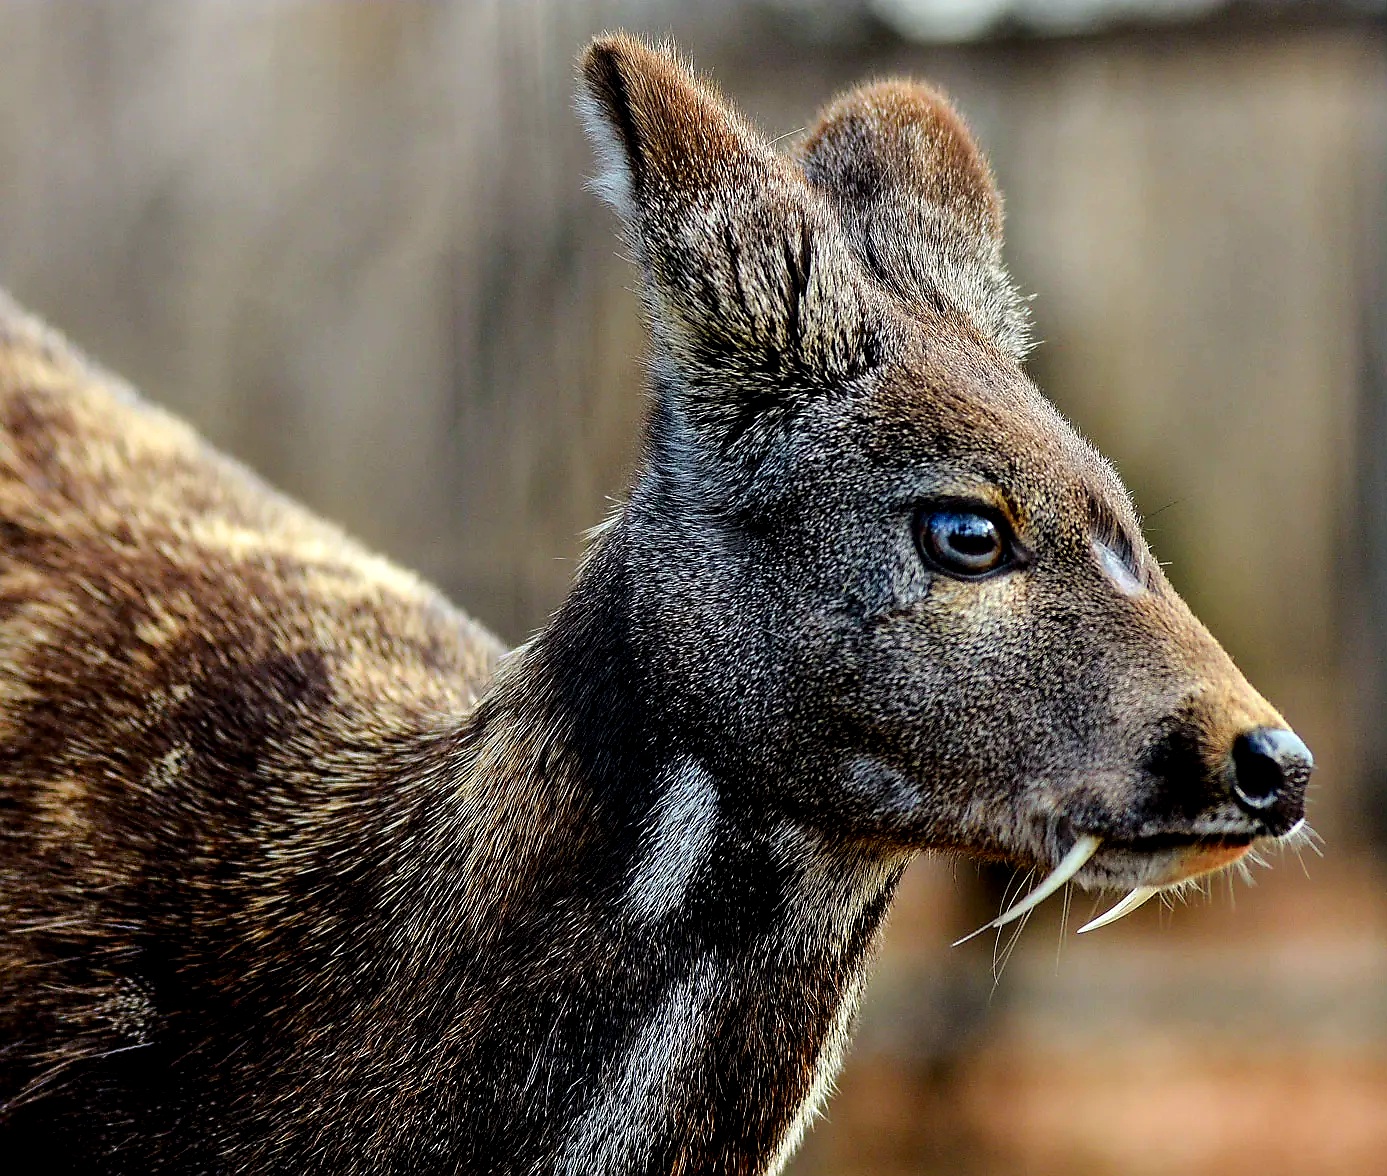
[952,819,1310,946]
[1084,830,1261,891]
[1099,830,1256,856]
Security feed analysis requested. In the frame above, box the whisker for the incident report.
[1141,497,1185,524]
[992,907,1033,990]
[769,125,808,148]
[980,866,1030,985]
[1055,883,1073,974]
[1001,867,1032,915]
[1294,842,1313,878]
[953,836,1101,946]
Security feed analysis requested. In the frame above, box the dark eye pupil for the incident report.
[920,508,1007,576]
[948,519,996,556]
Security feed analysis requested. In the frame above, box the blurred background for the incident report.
[0,2,1384,1172]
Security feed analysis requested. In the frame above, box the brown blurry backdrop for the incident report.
[1,2,1384,1172]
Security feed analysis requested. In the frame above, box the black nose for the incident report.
[1230,726,1313,832]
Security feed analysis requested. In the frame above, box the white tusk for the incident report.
[1076,885,1159,934]
[953,835,1102,947]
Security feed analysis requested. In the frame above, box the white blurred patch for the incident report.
[1094,538,1145,597]
[625,758,719,925]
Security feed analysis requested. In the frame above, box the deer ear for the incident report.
[576,34,877,457]
[798,81,1031,361]
[577,33,760,225]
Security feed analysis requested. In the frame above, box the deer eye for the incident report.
[915,504,1013,579]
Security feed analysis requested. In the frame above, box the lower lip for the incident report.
[1096,835,1255,884]
[1166,841,1252,880]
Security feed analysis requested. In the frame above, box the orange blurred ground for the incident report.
[793,855,1387,1175]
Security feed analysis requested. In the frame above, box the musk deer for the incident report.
[0,32,1313,1176]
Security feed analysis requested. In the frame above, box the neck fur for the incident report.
[395,526,905,1174]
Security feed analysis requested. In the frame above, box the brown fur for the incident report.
[0,291,503,1155]
[804,79,1004,236]
[0,35,1312,1175]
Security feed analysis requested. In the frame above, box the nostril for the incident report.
[1230,727,1314,814]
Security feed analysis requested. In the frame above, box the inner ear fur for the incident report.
[798,80,1032,360]
[577,33,759,219]
[577,34,879,447]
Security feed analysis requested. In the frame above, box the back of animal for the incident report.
[0,292,504,1165]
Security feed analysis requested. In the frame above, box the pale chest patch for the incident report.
[760,828,905,1173]
[765,967,869,1176]
[555,956,722,1174]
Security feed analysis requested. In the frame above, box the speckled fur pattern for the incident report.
[0,33,1307,1176]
